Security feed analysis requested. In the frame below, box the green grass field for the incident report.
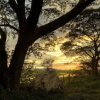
[63,74,100,100]
[1,70,100,100]
[21,69,100,100]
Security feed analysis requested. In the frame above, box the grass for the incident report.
[0,87,63,100]
[1,70,100,100]
[63,73,100,100]
[21,69,100,100]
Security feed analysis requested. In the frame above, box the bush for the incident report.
[30,71,64,93]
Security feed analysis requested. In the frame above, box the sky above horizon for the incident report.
[5,0,100,68]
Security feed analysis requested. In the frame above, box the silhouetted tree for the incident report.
[0,0,95,89]
[61,9,100,76]
[41,58,54,71]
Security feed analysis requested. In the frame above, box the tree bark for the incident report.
[8,37,30,89]
[92,67,98,76]
[0,50,8,88]
[0,28,8,88]
[91,60,99,76]
[7,0,95,89]
[35,0,95,39]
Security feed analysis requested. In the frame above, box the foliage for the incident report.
[30,71,64,92]
[21,61,36,83]
[0,70,100,100]
[61,8,100,75]
[27,33,57,59]
[0,87,63,100]
[41,58,54,70]
[0,0,95,89]
[64,71,100,100]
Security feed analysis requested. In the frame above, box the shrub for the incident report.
[30,71,64,93]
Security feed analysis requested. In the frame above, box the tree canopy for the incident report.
[0,0,95,89]
[61,8,100,75]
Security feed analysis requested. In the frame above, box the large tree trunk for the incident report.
[7,0,95,90]
[91,60,99,77]
[92,66,98,77]
[0,28,8,88]
[8,37,30,89]
[0,50,8,88]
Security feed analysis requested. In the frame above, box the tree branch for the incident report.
[92,24,100,42]
[0,24,19,32]
[16,0,25,5]
[8,0,18,13]
[16,0,26,29]
[35,0,95,39]
[0,28,7,50]
[77,45,93,58]
[9,0,26,30]
[26,0,43,31]
[83,31,94,41]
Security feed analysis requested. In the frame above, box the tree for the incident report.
[61,8,100,76]
[0,28,8,88]
[0,0,95,89]
[41,58,54,71]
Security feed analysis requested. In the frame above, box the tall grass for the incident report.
[0,70,100,100]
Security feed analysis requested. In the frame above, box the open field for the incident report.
[63,74,100,100]
[1,72,100,100]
